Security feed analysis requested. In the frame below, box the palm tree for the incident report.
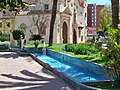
[49,0,58,46]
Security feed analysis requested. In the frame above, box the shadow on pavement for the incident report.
[0,53,19,59]
[0,70,73,90]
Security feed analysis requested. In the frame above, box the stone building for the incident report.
[2,0,87,44]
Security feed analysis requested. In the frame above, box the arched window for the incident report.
[62,22,67,43]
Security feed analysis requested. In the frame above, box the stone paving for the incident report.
[0,52,74,90]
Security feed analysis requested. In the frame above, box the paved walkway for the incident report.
[0,52,74,90]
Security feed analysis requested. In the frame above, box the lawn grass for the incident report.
[13,43,114,89]
[47,44,105,65]
[12,43,44,49]
[13,43,104,65]
[25,44,43,49]
[93,84,120,90]
[47,44,62,52]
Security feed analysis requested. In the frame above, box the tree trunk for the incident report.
[111,0,120,84]
[49,0,58,46]
[111,0,119,29]
[111,0,119,43]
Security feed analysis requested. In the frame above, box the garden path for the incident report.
[0,52,74,90]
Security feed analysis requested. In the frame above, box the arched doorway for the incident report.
[62,22,67,43]
[73,29,77,44]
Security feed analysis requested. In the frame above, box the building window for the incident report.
[44,4,49,11]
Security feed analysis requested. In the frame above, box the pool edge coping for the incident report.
[30,53,104,90]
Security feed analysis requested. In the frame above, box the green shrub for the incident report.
[0,41,10,49]
[30,34,42,41]
[0,34,9,42]
[65,43,97,55]
[65,44,75,52]
[74,44,88,55]
[12,29,25,40]
[73,44,82,54]
[0,45,8,49]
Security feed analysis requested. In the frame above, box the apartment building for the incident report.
[87,4,104,39]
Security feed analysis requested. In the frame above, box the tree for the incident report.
[100,6,112,30]
[30,34,43,49]
[96,1,120,86]
[97,6,112,36]
[28,11,50,35]
[0,0,25,11]
[101,27,120,87]
[0,0,26,45]
[49,0,58,46]
[111,0,119,44]
[111,0,119,29]
[12,29,25,44]
[110,0,120,86]
[0,0,6,9]
[30,34,42,41]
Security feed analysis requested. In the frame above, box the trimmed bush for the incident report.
[12,29,25,40]
[30,34,42,41]
[0,34,9,42]
[29,34,43,49]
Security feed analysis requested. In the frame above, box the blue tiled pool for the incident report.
[33,53,109,83]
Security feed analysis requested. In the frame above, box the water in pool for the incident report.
[34,53,109,83]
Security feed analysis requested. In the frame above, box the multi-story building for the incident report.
[87,4,96,27]
[14,0,87,44]
[87,4,104,39]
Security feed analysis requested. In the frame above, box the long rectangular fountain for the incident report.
[31,51,111,90]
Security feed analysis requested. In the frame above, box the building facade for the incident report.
[15,0,87,44]
[87,4,96,27]
[87,4,104,39]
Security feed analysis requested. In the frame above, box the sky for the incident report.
[87,0,111,5]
